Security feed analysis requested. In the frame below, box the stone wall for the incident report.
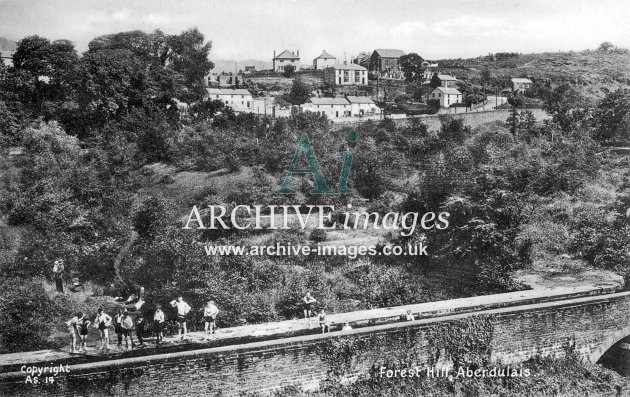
[2,291,629,397]
[332,109,550,132]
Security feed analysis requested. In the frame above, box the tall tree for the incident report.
[398,53,425,82]
[287,78,311,105]
[542,84,589,132]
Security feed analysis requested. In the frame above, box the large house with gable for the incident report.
[313,50,336,70]
[273,50,300,73]
[369,49,405,75]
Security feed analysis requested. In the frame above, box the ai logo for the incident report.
[275,131,358,195]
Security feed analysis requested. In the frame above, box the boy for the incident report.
[204,300,220,340]
[66,312,83,353]
[78,315,91,352]
[318,309,329,334]
[302,292,317,327]
[136,315,147,347]
[153,305,165,345]
[121,311,136,349]
[170,296,191,340]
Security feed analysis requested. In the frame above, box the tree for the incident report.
[520,110,537,131]
[165,27,214,101]
[282,64,296,78]
[593,88,630,145]
[398,53,425,82]
[598,41,614,52]
[506,106,520,135]
[542,84,589,132]
[480,69,492,85]
[287,77,311,105]
[7,36,80,120]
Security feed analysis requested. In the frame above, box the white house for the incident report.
[346,96,381,116]
[273,50,300,73]
[313,50,336,70]
[206,88,253,111]
[431,87,463,107]
[301,97,352,119]
[323,64,368,86]
[511,78,533,93]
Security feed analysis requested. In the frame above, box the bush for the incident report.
[309,228,327,242]
[0,278,66,353]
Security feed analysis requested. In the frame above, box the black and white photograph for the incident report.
[1,1,630,396]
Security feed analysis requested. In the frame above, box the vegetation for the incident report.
[1,28,629,357]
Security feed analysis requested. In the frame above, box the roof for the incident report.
[437,74,457,81]
[206,88,252,96]
[433,87,463,95]
[373,49,405,58]
[511,78,533,84]
[315,50,336,60]
[346,96,375,104]
[328,63,367,71]
[274,50,300,60]
[308,97,350,106]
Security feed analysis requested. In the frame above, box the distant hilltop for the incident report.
[213,59,272,74]
[0,37,17,51]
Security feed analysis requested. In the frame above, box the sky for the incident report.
[1,0,630,62]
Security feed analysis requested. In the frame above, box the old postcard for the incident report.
[1,1,630,396]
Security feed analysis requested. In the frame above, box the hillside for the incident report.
[0,37,16,50]
[437,49,630,100]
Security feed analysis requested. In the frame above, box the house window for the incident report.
[343,71,349,83]
[354,72,360,83]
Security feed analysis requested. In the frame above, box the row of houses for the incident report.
[272,48,408,77]
[205,87,380,119]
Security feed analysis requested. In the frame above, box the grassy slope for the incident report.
[440,49,630,100]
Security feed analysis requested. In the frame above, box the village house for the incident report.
[273,50,300,73]
[244,65,257,73]
[433,74,458,88]
[323,64,368,86]
[422,62,439,82]
[369,49,405,76]
[206,88,253,111]
[431,87,463,107]
[346,96,381,116]
[1,50,15,67]
[511,78,533,93]
[313,50,336,70]
[301,97,352,119]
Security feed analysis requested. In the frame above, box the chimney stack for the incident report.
[274,50,276,58]
[297,50,300,57]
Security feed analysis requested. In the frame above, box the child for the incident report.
[341,321,353,332]
[318,309,329,334]
[203,301,219,340]
[114,309,124,347]
[121,311,136,349]
[66,312,83,354]
[153,305,165,345]
[93,308,111,350]
[136,315,147,347]
[170,296,191,340]
[78,315,91,352]
[302,292,317,327]
[405,309,415,321]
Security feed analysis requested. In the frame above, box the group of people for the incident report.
[64,296,220,354]
[302,292,352,334]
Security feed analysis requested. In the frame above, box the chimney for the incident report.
[297,50,300,57]
[274,50,276,58]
